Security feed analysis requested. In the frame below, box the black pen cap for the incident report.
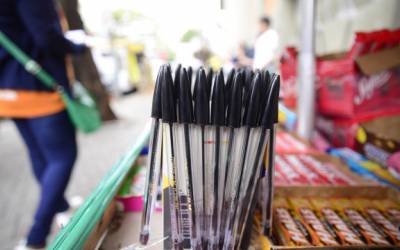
[258,69,271,125]
[244,72,262,127]
[206,67,214,100]
[151,66,163,119]
[261,73,280,128]
[242,68,255,123]
[187,66,193,84]
[224,68,235,124]
[177,68,193,124]
[161,65,177,123]
[173,64,182,100]
[211,70,225,126]
[193,68,209,125]
[270,73,280,124]
[228,72,244,128]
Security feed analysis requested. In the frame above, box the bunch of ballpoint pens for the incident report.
[140,64,280,250]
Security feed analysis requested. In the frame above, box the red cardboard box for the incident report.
[279,29,400,118]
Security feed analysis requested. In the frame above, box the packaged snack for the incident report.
[355,198,400,245]
[333,198,391,245]
[288,197,340,246]
[284,155,329,185]
[276,131,317,154]
[275,156,308,185]
[374,199,400,226]
[299,155,356,186]
[274,168,288,186]
[311,198,364,246]
[329,147,400,190]
[273,197,311,246]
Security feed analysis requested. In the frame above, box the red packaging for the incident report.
[275,156,309,185]
[276,131,317,154]
[280,47,298,108]
[316,108,400,149]
[283,155,328,185]
[274,167,288,186]
[299,155,356,185]
[280,28,400,118]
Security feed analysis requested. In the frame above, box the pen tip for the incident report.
[140,232,149,245]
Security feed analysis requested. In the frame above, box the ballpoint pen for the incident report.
[261,73,281,237]
[162,66,184,249]
[223,71,263,250]
[192,68,211,247]
[140,66,164,245]
[219,71,244,247]
[236,72,280,249]
[209,70,225,250]
[175,67,202,249]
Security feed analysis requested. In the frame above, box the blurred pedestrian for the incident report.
[253,16,279,71]
[0,0,86,249]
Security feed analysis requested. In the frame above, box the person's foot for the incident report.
[55,195,83,228]
[14,240,45,250]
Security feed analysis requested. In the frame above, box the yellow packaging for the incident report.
[354,198,400,245]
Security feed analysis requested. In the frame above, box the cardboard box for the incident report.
[355,115,400,178]
[257,186,399,249]
[316,112,400,149]
[83,200,116,250]
[279,29,400,118]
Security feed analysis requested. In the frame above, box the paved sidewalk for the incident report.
[0,92,152,249]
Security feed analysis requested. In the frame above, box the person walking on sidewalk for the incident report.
[0,0,86,248]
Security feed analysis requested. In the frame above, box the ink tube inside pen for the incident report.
[162,122,181,248]
[261,73,281,237]
[173,123,194,248]
[177,68,201,249]
[223,72,264,250]
[216,126,230,244]
[140,119,163,245]
[193,68,211,247]
[189,123,204,245]
[220,72,245,248]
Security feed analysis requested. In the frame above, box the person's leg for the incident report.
[25,111,77,246]
[14,119,70,213]
[13,119,47,183]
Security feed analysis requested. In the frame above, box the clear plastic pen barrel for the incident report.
[262,124,277,236]
[140,119,163,245]
[162,122,182,248]
[235,129,269,249]
[215,127,230,246]
[204,125,215,246]
[173,123,200,249]
[189,124,204,248]
[221,127,247,249]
